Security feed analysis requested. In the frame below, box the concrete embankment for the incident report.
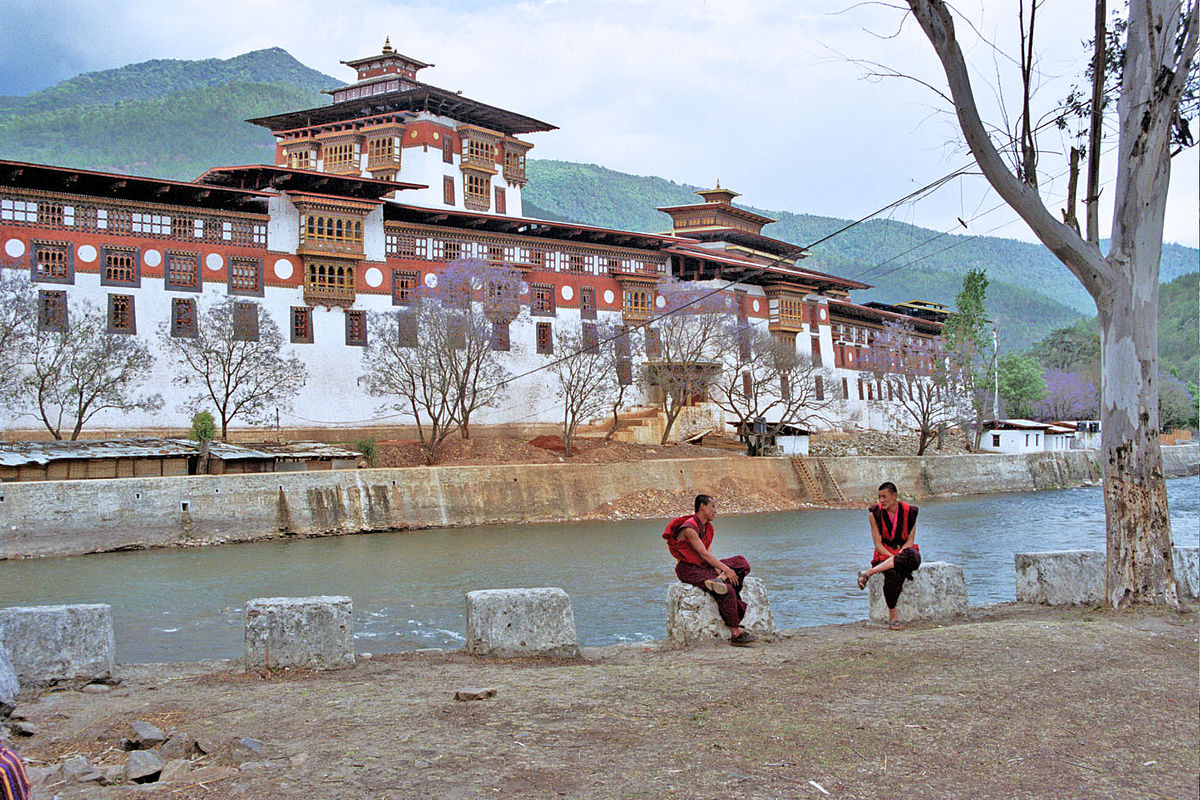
[0,445,1194,559]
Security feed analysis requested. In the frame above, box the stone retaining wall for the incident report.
[0,445,1194,559]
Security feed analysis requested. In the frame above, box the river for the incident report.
[0,476,1195,663]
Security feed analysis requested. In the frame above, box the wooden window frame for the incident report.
[463,172,490,211]
[494,187,506,214]
[165,250,201,292]
[443,176,456,205]
[392,270,419,305]
[397,312,418,347]
[442,134,455,164]
[107,294,136,335]
[579,286,596,320]
[232,301,260,342]
[490,320,510,352]
[101,247,139,287]
[30,241,72,284]
[582,322,599,351]
[171,297,198,338]
[530,282,555,316]
[291,306,314,344]
[228,257,263,296]
[645,327,661,359]
[536,321,553,355]
[346,309,367,347]
[37,290,67,332]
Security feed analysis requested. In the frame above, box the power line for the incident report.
[283,163,979,426]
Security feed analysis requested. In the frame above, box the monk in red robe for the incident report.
[856,481,921,630]
[664,494,756,646]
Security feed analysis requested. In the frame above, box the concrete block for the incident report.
[1014,550,1104,605]
[867,562,969,623]
[1173,546,1199,600]
[0,643,17,708]
[0,604,115,685]
[244,596,354,671]
[464,588,581,658]
[666,577,777,645]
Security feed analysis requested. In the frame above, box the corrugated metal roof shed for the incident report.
[0,439,359,467]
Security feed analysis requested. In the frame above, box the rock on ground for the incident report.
[244,596,355,672]
[0,643,18,710]
[868,561,970,623]
[126,749,165,782]
[1014,551,1105,605]
[0,604,115,686]
[465,588,581,658]
[666,577,777,645]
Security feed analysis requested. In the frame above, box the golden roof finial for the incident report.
[716,179,721,189]
[383,37,394,54]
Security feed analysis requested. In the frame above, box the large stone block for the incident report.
[464,588,581,658]
[0,604,115,685]
[0,643,18,708]
[1014,550,1104,605]
[867,562,969,623]
[666,577,777,645]
[1173,546,1199,600]
[244,596,354,671]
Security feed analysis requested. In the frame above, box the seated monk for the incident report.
[664,494,756,646]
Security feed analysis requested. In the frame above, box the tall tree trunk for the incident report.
[1098,277,1177,607]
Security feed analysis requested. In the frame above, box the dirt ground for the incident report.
[8,604,1197,800]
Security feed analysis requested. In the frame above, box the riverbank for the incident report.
[6,603,1196,800]
[1,446,1196,559]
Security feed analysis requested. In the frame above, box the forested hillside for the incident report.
[0,49,335,181]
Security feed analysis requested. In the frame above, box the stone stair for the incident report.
[790,457,850,505]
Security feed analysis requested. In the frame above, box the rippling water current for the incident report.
[0,476,1195,663]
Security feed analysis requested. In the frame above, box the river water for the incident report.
[0,477,1195,663]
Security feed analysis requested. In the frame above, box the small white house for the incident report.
[980,419,1053,453]
[1043,422,1077,451]
[729,421,811,456]
[1058,420,1101,449]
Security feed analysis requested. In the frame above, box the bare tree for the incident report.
[20,299,162,440]
[436,259,518,440]
[360,302,460,466]
[0,271,35,401]
[711,324,843,455]
[160,298,306,440]
[860,320,970,456]
[904,0,1198,606]
[604,326,640,442]
[642,279,733,444]
[550,323,618,457]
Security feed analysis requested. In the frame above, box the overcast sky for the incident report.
[1,0,1196,248]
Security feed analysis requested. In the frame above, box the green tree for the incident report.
[998,354,1046,419]
[941,269,993,448]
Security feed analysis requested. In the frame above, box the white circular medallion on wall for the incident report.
[752,299,761,312]
[424,273,438,289]
[819,307,827,321]
[365,267,383,288]
[561,285,574,301]
[205,253,223,271]
[471,276,483,291]
[4,238,25,258]
[603,289,615,304]
[77,244,97,263]
[143,249,162,268]
[273,258,294,280]
[520,281,529,296]
[655,295,666,309]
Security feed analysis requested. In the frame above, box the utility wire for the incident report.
[283,163,978,426]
